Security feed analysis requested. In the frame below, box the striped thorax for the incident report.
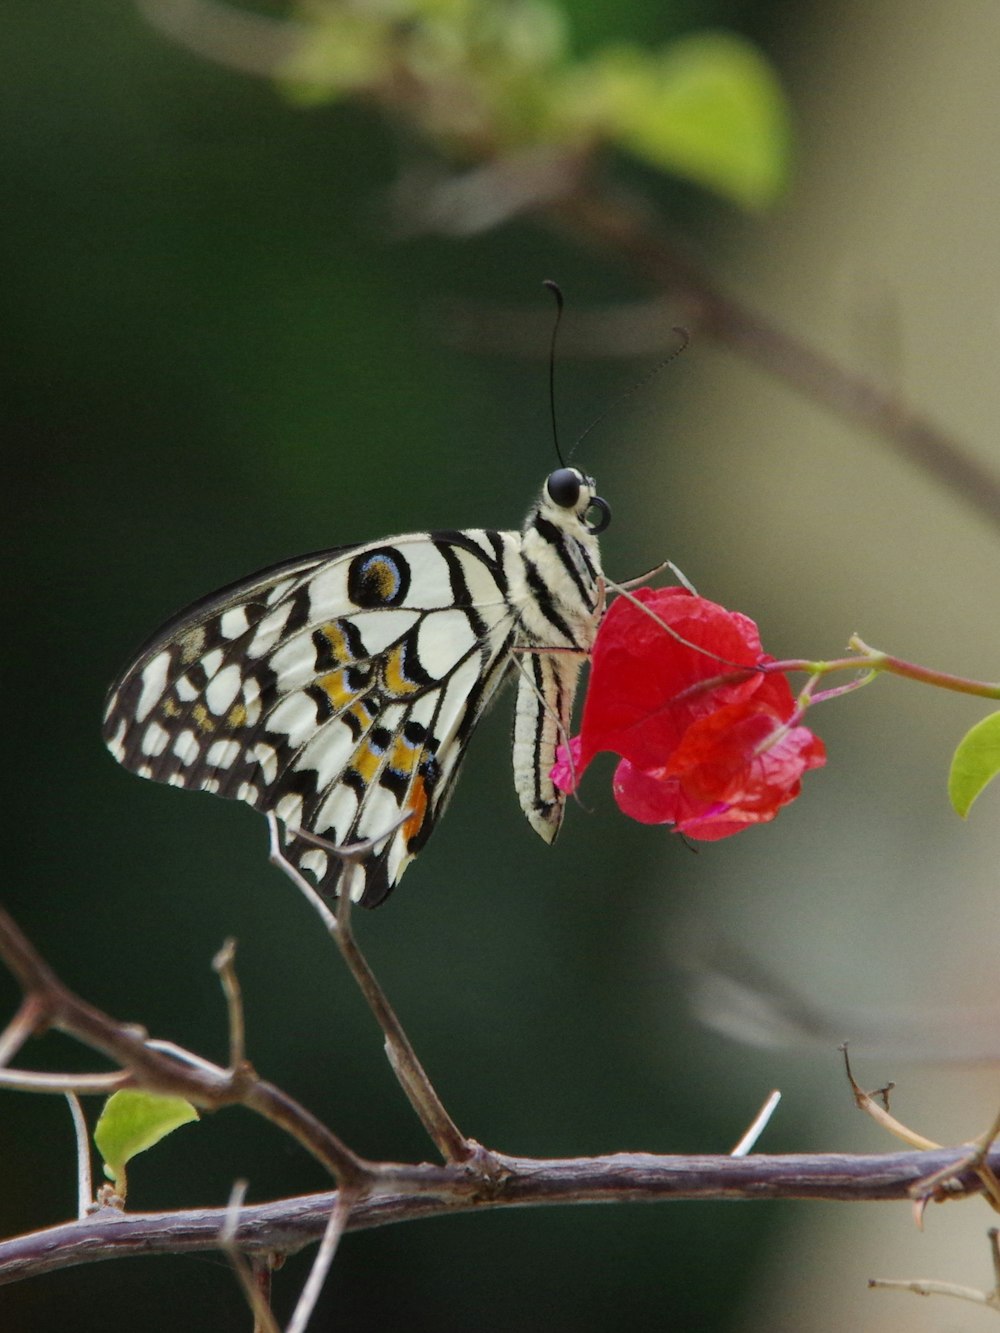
[103,466,609,907]
[508,467,606,842]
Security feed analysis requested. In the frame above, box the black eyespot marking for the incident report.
[546,467,582,509]
[347,547,411,608]
[585,496,611,534]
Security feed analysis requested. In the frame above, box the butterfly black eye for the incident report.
[546,467,582,508]
[585,496,611,534]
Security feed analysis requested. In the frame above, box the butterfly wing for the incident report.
[103,530,520,906]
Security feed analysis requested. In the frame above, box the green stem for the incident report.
[769,643,1000,701]
[849,637,1000,700]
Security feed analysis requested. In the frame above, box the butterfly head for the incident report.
[540,467,611,535]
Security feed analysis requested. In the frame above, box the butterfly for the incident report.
[102,466,610,908]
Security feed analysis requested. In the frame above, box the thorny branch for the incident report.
[0,903,365,1188]
[3,1145,1000,1287]
[2,899,1000,1297]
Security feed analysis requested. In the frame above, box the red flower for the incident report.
[553,587,825,839]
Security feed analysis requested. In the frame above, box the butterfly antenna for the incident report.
[543,278,567,468]
[571,326,690,459]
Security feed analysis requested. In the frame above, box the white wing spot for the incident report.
[313,781,359,846]
[417,609,476,676]
[141,721,171,757]
[220,606,250,639]
[248,603,293,658]
[173,729,199,766]
[299,848,328,880]
[107,719,127,761]
[250,741,279,785]
[348,867,367,902]
[206,739,241,769]
[345,608,418,657]
[355,784,402,842]
[175,674,199,702]
[296,718,356,791]
[202,777,221,794]
[201,648,224,678]
[241,677,263,726]
[206,663,243,715]
[237,782,260,804]
[386,828,416,885]
[136,651,171,723]
[269,691,320,748]
[464,529,500,560]
[265,578,295,606]
[275,792,304,829]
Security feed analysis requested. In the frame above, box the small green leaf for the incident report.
[948,711,1000,818]
[94,1090,198,1188]
[588,32,792,210]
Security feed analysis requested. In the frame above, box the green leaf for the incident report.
[94,1090,198,1189]
[587,32,792,210]
[948,711,1000,818]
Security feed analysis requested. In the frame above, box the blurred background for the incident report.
[4,1,1000,1329]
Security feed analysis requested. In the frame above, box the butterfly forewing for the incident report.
[103,470,607,907]
[104,532,521,905]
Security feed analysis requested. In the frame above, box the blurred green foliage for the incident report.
[2,1,804,1329]
[284,0,792,207]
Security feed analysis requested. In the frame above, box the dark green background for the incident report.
[2,3,864,1330]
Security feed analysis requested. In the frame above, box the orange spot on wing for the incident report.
[318,621,352,664]
[388,733,421,777]
[403,775,428,844]
[383,644,422,697]
[316,667,357,711]
[192,703,216,733]
[347,699,374,732]
[351,737,383,785]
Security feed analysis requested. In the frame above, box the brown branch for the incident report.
[1,1144,997,1287]
[267,817,476,1166]
[0,903,367,1189]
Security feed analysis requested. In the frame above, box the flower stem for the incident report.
[769,643,1000,702]
[849,636,1000,699]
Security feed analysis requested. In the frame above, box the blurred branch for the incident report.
[676,932,1000,1063]
[136,0,1000,533]
[136,0,303,76]
[547,185,1000,531]
[870,1227,1000,1314]
[3,1142,999,1286]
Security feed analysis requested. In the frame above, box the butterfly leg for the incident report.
[266,813,317,906]
[610,559,697,594]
